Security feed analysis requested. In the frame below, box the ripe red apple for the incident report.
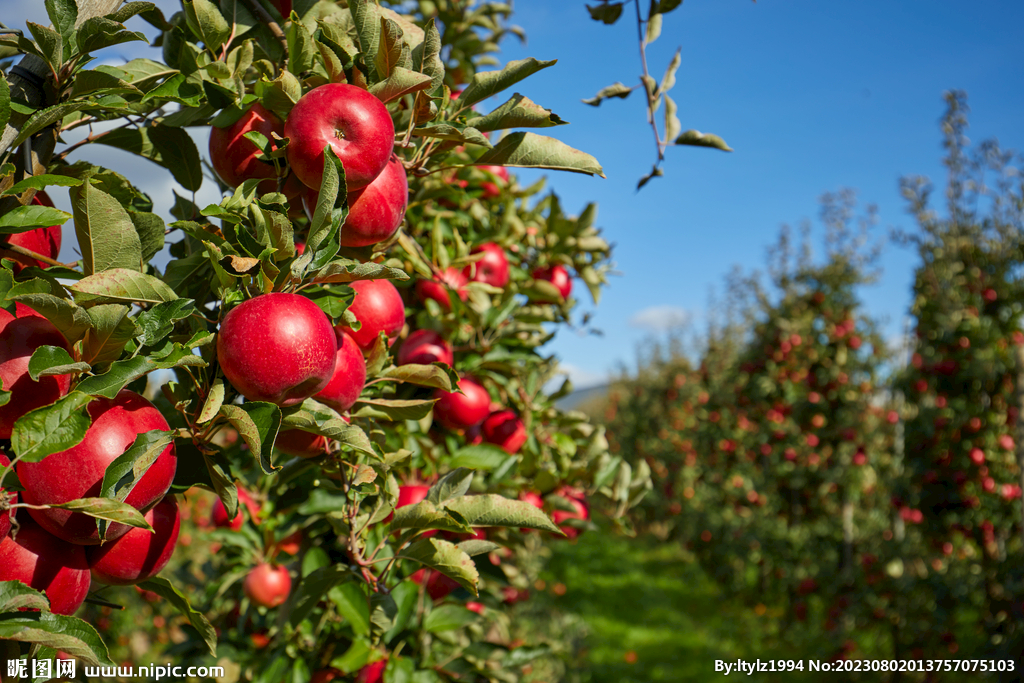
[396,329,454,367]
[2,191,62,272]
[416,268,469,311]
[532,264,572,301]
[268,0,292,17]
[551,487,589,540]
[275,429,328,458]
[285,84,395,191]
[357,660,387,683]
[398,484,430,509]
[210,487,261,531]
[433,377,491,431]
[0,453,14,539]
[18,390,177,545]
[0,309,73,438]
[477,165,509,199]
[87,496,181,586]
[463,243,510,288]
[244,563,291,608]
[275,529,302,556]
[343,279,406,352]
[313,330,367,413]
[208,103,284,193]
[481,410,527,454]
[217,293,338,406]
[304,155,408,248]
[311,669,342,683]
[410,568,459,600]
[0,516,91,615]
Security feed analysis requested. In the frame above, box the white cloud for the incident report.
[544,363,607,393]
[628,305,690,332]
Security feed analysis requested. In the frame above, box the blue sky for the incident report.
[8,0,1024,389]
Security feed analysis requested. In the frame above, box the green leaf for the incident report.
[350,0,381,80]
[49,497,152,531]
[351,398,434,421]
[11,102,92,148]
[282,402,376,457]
[97,429,174,522]
[219,403,281,473]
[309,260,409,285]
[411,122,491,148]
[138,577,217,656]
[465,93,567,132]
[382,363,453,391]
[456,539,501,557]
[448,444,511,471]
[674,129,733,152]
[76,348,206,399]
[457,58,557,109]
[139,72,204,107]
[402,538,478,595]
[219,0,257,37]
[135,298,195,347]
[444,494,562,533]
[647,11,663,43]
[664,94,681,147]
[96,124,203,192]
[0,206,71,233]
[45,0,79,56]
[76,16,147,54]
[197,378,225,423]
[658,47,681,97]
[374,16,405,81]
[286,564,352,628]
[71,269,179,306]
[427,468,473,505]
[26,22,63,70]
[475,132,605,178]
[581,81,633,107]
[10,391,94,463]
[413,18,444,92]
[0,611,114,666]
[82,304,137,365]
[0,581,51,613]
[586,2,624,24]
[69,183,143,275]
[130,211,166,264]
[423,604,476,632]
[107,2,159,24]
[368,67,432,105]
[1,174,83,196]
[390,500,472,535]
[73,69,141,97]
[287,18,317,75]
[656,0,684,12]
[0,77,10,136]
[27,345,90,380]
[330,581,370,637]
[384,581,419,643]
[10,293,93,343]
[183,0,231,51]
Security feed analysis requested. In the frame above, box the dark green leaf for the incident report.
[351,398,434,421]
[382,363,453,391]
[183,0,231,51]
[130,211,166,263]
[448,444,511,471]
[457,58,557,109]
[475,132,605,177]
[586,2,624,24]
[219,403,281,474]
[286,564,352,628]
[138,577,217,656]
[76,349,206,399]
[27,345,90,380]
[97,124,203,192]
[428,468,474,504]
[368,67,432,104]
[0,206,71,233]
[73,69,141,97]
[26,22,63,71]
[350,0,381,81]
[10,292,93,343]
[465,93,567,132]
[76,16,146,54]
[581,81,634,106]
[71,269,178,306]
[45,0,78,56]
[50,497,152,530]
[82,304,136,365]
[0,581,51,613]
[444,494,562,533]
[423,604,475,632]
[390,500,473,535]
[1,174,83,196]
[69,183,143,275]
[331,581,370,637]
[135,298,195,347]
[0,611,113,666]
[673,129,733,151]
[10,391,94,463]
[401,538,478,595]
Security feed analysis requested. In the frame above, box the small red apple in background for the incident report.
[311,669,342,683]
[343,279,406,353]
[0,516,91,615]
[244,563,291,608]
[18,390,177,545]
[211,487,261,531]
[532,264,572,301]
[551,487,589,540]
[410,568,460,600]
[416,268,469,311]
[209,103,284,193]
[397,484,430,509]
[357,660,387,683]
[274,530,303,556]
[0,309,73,438]
[276,429,328,458]
[481,410,527,454]
[268,0,292,17]
[520,491,543,510]
[463,243,510,288]
[314,330,367,413]
[285,84,395,192]
[87,496,180,586]
[305,155,408,248]
[0,453,14,539]
[433,377,491,431]
[397,329,454,367]
[1,191,62,272]
[217,293,338,406]
[477,165,509,199]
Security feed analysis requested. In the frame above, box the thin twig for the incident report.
[238,0,288,53]
[634,0,665,166]
[0,242,78,269]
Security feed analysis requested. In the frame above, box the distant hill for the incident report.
[555,383,610,413]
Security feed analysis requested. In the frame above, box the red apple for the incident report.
[269,0,292,17]
[433,377,491,431]
[311,669,342,683]
[0,453,14,539]
[396,329,453,367]
[304,155,408,248]
[409,568,459,600]
[18,390,177,545]
[477,165,509,199]
[275,530,302,556]
[211,487,261,531]
[208,103,284,193]
[285,84,395,192]
[416,268,469,311]
[532,265,572,301]
[0,516,91,615]
[0,309,73,438]
[551,487,588,540]
[275,429,328,458]
[463,243,510,288]
[398,484,430,509]
[481,410,527,454]
[343,279,406,352]
[356,660,387,683]
[244,563,291,608]
[217,293,338,406]
[2,191,62,272]
[314,330,367,413]
[87,496,180,586]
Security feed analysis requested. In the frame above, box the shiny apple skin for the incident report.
[415,268,469,311]
[481,410,527,454]
[0,453,14,539]
[87,496,181,586]
[217,293,338,407]
[0,310,73,438]
[463,243,509,288]
[396,330,454,367]
[356,660,387,683]
[18,390,177,545]
[532,264,573,300]
[433,377,491,431]
[244,563,291,608]
[314,330,367,413]
[0,516,91,615]
[209,103,284,193]
[2,191,62,272]
[343,279,406,353]
[285,84,395,191]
